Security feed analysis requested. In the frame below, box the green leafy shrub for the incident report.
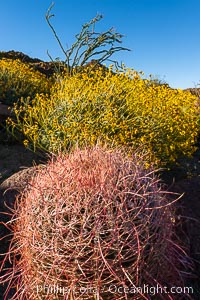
[0,58,51,105]
[0,145,192,299]
[7,66,200,166]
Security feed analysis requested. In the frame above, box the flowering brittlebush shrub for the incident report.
[7,66,200,165]
[0,145,192,299]
[0,58,51,105]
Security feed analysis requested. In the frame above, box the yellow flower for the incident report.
[23,140,29,147]
[8,64,200,166]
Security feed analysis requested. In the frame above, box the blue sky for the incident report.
[1,0,200,89]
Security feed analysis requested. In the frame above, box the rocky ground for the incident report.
[169,177,200,299]
[0,50,58,78]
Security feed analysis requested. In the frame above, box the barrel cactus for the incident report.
[1,145,192,299]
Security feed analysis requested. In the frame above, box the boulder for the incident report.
[0,166,42,210]
[0,103,15,121]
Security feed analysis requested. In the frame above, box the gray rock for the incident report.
[0,165,42,210]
